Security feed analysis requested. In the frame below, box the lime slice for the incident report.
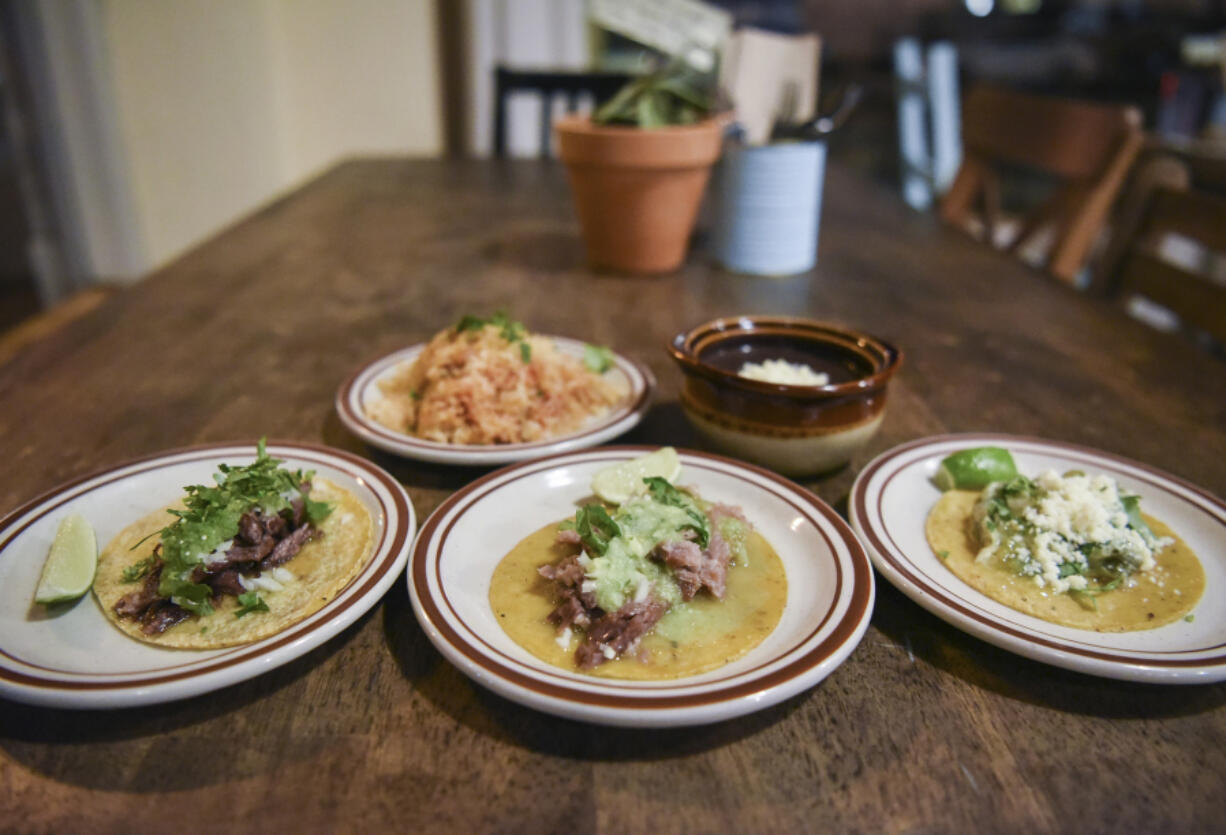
[934,447,1018,491]
[592,447,682,504]
[34,513,98,604]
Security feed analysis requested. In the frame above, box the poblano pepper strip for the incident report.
[572,505,620,556]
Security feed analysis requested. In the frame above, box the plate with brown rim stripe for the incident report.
[408,445,874,727]
[335,338,655,466]
[850,433,1226,683]
[0,441,414,708]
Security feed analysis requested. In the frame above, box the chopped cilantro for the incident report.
[1186,614,1196,623]
[492,310,526,344]
[122,554,158,583]
[583,344,615,374]
[1068,577,1123,611]
[937,550,950,560]
[235,591,269,618]
[151,438,331,616]
[454,310,531,363]
[1058,562,1082,578]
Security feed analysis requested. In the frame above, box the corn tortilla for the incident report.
[490,521,787,679]
[926,489,1204,631]
[92,477,374,649]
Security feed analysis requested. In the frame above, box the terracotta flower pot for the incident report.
[555,115,724,274]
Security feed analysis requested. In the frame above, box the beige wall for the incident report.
[268,0,442,178]
[100,0,442,272]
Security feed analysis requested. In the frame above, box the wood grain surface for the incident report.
[1,159,1224,834]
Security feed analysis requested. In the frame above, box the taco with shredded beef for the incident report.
[92,441,373,649]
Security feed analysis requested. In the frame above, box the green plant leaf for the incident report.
[591,61,715,128]
[594,76,651,124]
[637,90,667,129]
[656,76,712,110]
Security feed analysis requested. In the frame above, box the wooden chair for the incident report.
[1096,150,1226,350]
[1139,135,1226,195]
[492,67,631,159]
[939,85,1144,285]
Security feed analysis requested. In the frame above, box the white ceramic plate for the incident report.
[850,433,1226,684]
[335,338,655,466]
[409,446,874,727]
[0,442,415,709]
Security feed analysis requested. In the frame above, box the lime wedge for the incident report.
[34,513,98,604]
[934,447,1018,491]
[592,447,682,504]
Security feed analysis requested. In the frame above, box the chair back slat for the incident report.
[1117,250,1226,345]
[492,67,632,159]
[1144,187,1226,252]
[962,86,1140,180]
[1109,177,1226,348]
[940,85,1143,285]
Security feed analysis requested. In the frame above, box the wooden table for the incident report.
[2,159,1224,832]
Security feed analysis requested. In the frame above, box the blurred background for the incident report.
[2,0,1224,334]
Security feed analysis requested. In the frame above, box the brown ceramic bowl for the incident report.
[668,316,902,476]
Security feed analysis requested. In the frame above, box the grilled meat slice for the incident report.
[575,599,669,669]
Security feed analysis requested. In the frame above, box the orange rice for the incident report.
[367,325,624,444]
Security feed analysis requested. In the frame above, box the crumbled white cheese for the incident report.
[738,358,829,386]
[973,470,1171,594]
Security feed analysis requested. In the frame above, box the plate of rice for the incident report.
[336,315,655,465]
